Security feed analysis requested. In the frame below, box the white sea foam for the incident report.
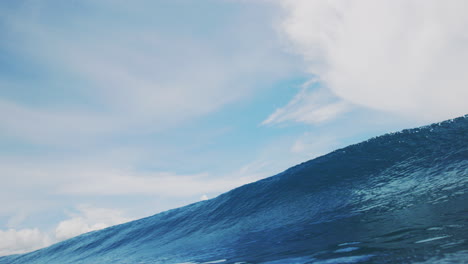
[312,255,374,264]
[334,247,359,253]
[202,259,227,264]
[415,235,451,244]
[338,242,361,246]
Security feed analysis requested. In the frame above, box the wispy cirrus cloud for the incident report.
[262,81,350,125]
[0,0,298,144]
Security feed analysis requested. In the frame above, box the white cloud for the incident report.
[200,194,209,201]
[55,205,133,241]
[0,228,52,256]
[276,0,468,122]
[0,205,134,256]
[262,82,350,125]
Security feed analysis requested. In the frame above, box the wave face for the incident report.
[1,116,467,264]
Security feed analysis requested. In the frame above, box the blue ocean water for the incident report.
[1,116,467,264]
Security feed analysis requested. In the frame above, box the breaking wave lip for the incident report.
[1,115,467,264]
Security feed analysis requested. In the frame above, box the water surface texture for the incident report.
[1,116,467,264]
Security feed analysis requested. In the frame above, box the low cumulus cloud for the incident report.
[0,205,133,256]
[55,205,133,241]
[274,0,468,123]
[0,228,52,256]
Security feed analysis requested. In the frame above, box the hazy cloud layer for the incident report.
[275,0,468,122]
[0,155,262,199]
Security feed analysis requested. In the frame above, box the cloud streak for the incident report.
[262,82,349,125]
[59,170,259,197]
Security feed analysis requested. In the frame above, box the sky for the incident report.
[1,0,467,256]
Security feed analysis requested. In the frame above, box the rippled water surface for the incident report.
[1,116,467,264]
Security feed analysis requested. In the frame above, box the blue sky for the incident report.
[1,0,467,256]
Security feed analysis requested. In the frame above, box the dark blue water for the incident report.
[1,116,467,264]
